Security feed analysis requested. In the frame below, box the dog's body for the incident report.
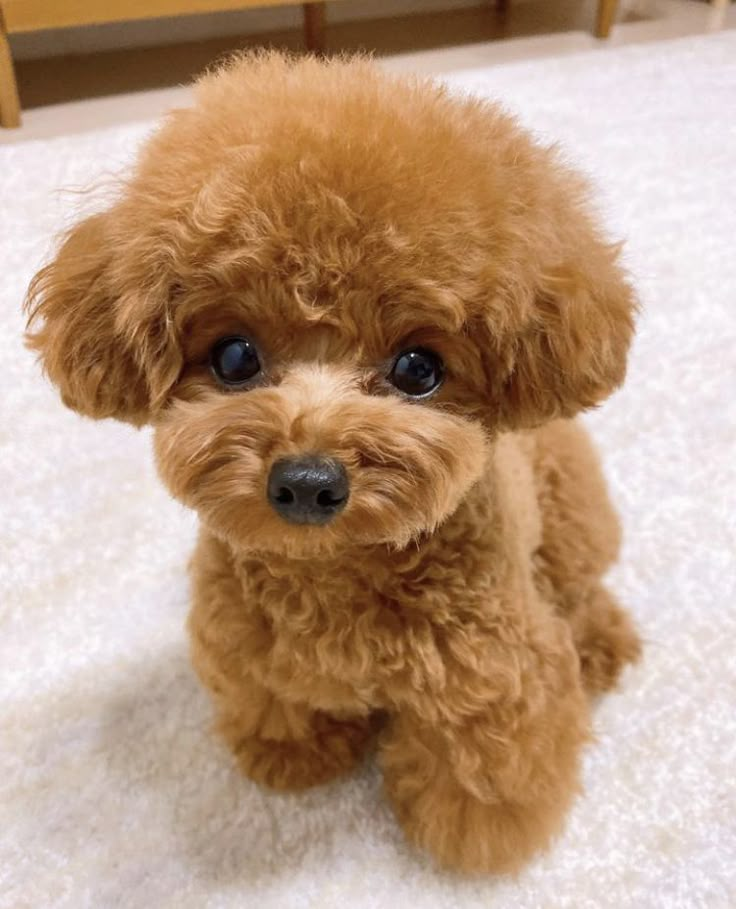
[188,419,638,873]
[25,53,640,874]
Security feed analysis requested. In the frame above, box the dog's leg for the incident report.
[190,604,377,792]
[188,532,376,790]
[532,418,641,693]
[380,611,589,874]
[566,582,641,694]
[213,685,377,791]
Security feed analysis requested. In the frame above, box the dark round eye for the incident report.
[390,347,444,397]
[210,336,260,386]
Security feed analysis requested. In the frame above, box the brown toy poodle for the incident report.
[25,52,641,875]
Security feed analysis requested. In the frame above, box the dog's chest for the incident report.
[238,435,542,711]
[239,531,505,712]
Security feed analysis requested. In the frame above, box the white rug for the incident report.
[2,31,735,909]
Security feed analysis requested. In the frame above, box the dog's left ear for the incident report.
[24,209,181,426]
[488,196,637,430]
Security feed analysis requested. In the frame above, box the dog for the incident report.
[25,51,641,874]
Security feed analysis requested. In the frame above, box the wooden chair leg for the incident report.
[0,13,21,128]
[709,0,729,27]
[303,2,326,54]
[595,0,619,38]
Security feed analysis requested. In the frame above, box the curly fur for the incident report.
[24,51,640,874]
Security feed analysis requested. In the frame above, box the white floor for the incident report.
[1,0,734,145]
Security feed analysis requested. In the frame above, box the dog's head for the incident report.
[25,53,635,558]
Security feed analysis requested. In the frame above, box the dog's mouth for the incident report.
[153,374,492,557]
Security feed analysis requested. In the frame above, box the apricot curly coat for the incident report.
[24,52,641,874]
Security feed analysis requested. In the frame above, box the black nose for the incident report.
[267,456,349,525]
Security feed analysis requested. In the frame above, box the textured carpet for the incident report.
[1,31,735,909]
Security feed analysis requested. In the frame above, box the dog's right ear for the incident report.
[24,210,180,426]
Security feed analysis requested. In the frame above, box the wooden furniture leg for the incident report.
[0,9,21,128]
[709,0,729,28]
[303,2,326,53]
[595,0,618,38]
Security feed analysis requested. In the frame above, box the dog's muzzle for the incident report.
[267,456,349,525]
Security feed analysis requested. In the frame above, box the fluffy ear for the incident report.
[24,211,181,426]
[496,245,636,429]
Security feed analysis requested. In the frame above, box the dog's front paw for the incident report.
[232,713,376,791]
[385,760,567,875]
